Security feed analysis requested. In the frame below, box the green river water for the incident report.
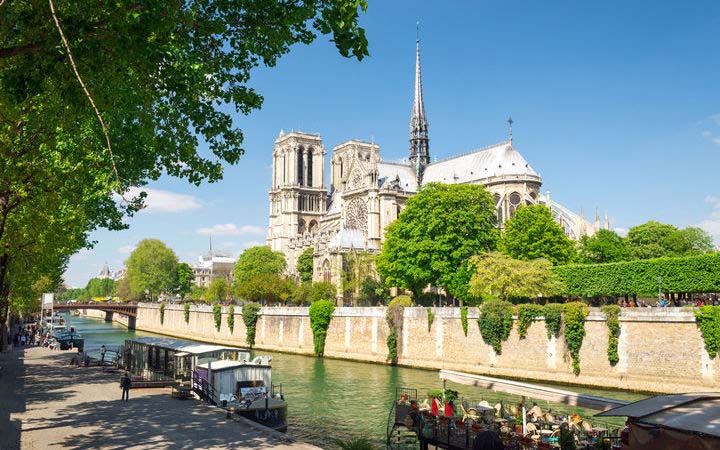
[63,314,645,449]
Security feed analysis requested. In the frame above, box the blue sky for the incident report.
[64,0,720,287]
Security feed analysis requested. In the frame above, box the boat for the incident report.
[195,356,288,432]
[52,327,84,351]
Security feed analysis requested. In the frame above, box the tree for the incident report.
[341,250,375,305]
[237,273,295,305]
[206,278,231,303]
[189,286,207,302]
[358,277,390,306]
[376,183,499,300]
[297,248,314,283]
[309,282,338,303]
[58,288,88,302]
[0,0,368,349]
[234,246,287,290]
[176,262,195,299]
[499,205,576,265]
[665,227,714,256]
[85,277,117,298]
[577,229,630,264]
[125,239,178,301]
[468,252,564,301]
[626,221,678,259]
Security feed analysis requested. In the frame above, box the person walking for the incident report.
[120,372,132,401]
[100,345,107,364]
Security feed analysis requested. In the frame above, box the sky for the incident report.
[64,0,720,287]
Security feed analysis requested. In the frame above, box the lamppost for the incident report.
[657,276,663,302]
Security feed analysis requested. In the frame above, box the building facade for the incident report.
[267,37,608,291]
[191,241,235,288]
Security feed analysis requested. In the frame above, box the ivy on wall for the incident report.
[563,302,589,375]
[309,300,336,357]
[212,304,222,331]
[227,305,235,334]
[386,295,412,363]
[553,253,720,297]
[183,302,190,324]
[159,302,166,325]
[241,302,261,348]
[601,305,621,365]
[477,299,514,354]
[427,308,435,332]
[516,304,544,338]
[543,304,563,339]
[695,305,720,358]
[460,306,468,336]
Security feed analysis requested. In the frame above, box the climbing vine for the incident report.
[695,305,720,358]
[241,302,262,348]
[212,304,222,331]
[460,306,468,336]
[227,305,235,334]
[427,308,435,332]
[477,299,514,354]
[516,304,544,338]
[386,295,412,363]
[159,302,166,325]
[543,303,563,339]
[601,305,621,365]
[386,328,398,362]
[184,302,190,324]
[563,302,589,375]
[309,300,336,356]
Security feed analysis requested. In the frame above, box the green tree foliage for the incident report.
[184,302,191,324]
[85,277,117,298]
[499,205,576,265]
[665,227,714,256]
[341,250,375,304]
[206,278,231,303]
[126,239,178,301]
[176,263,195,300]
[0,0,368,349]
[376,183,499,300]
[291,282,313,306]
[358,277,390,306]
[543,304,563,339]
[297,248,315,283]
[601,305,621,365]
[159,302,166,325]
[427,308,435,332]
[242,302,262,348]
[212,304,222,331]
[309,300,335,356]
[553,253,720,297]
[563,302,589,375]
[189,286,206,302]
[695,306,720,358]
[577,229,630,264]
[237,273,295,305]
[468,252,564,301]
[227,305,235,334]
[460,306,469,336]
[234,246,286,290]
[58,288,88,302]
[477,299,514,354]
[516,304,544,338]
[626,221,677,259]
[309,282,337,303]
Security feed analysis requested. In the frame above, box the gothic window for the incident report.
[346,198,368,234]
[308,220,318,234]
[322,259,331,283]
[509,192,522,217]
[307,149,313,187]
[298,219,306,234]
[297,147,304,186]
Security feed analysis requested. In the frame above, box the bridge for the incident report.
[53,303,138,328]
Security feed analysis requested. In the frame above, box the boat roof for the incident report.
[127,337,247,356]
[196,360,270,370]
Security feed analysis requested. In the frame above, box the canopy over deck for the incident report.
[126,337,246,356]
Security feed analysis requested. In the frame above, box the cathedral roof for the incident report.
[421,141,541,185]
[377,162,418,192]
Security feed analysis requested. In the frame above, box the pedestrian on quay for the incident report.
[20,334,27,346]
[100,345,107,364]
[120,371,132,401]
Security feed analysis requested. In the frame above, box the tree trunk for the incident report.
[0,253,11,352]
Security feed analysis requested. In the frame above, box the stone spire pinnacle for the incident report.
[409,22,430,180]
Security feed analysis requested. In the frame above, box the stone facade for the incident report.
[112,304,719,394]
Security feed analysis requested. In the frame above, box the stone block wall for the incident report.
[123,304,718,393]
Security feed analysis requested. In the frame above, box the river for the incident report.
[62,314,645,448]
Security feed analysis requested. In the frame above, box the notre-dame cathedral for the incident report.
[267,37,608,289]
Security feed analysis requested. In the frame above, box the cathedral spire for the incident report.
[409,22,430,180]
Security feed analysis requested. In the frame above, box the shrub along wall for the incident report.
[553,253,720,297]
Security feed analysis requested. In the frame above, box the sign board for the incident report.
[42,293,54,308]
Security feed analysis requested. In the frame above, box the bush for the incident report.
[516,304,544,338]
[477,299,514,354]
[460,306,468,336]
[601,305,621,365]
[159,302,166,325]
[563,302,589,375]
[334,438,379,450]
[183,302,190,324]
[212,304,222,331]
[386,295,412,363]
[309,300,335,356]
[695,305,720,358]
[241,302,261,347]
[227,304,235,334]
[543,304,563,339]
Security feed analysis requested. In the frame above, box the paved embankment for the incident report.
[0,346,321,450]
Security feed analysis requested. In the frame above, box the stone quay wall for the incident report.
[86,304,717,394]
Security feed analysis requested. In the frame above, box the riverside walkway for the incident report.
[0,347,320,450]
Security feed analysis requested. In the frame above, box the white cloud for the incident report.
[70,248,93,261]
[710,113,720,126]
[241,241,263,249]
[698,196,720,245]
[714,137,720,146]
[196,223,265,236]
[613,227,628,237]
[124,187,201,213]
[118,245,136,254]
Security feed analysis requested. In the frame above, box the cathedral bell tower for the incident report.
[408,32,430,180]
